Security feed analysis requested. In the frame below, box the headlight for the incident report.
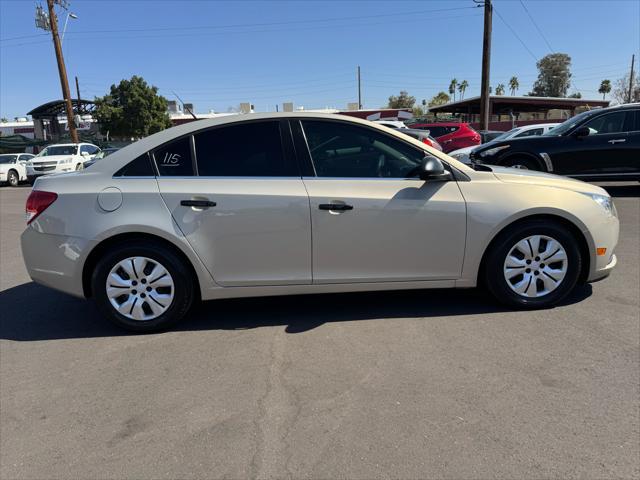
[478,145,511,157]
[584,193,617,217]
[25,161,33,166]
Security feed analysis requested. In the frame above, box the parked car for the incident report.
[450,123,560,163]
[398,128,443,151]
[0,153,34,187]
[21,113,618,332]
[470,104,640,180]
[84,147,120,168]
[409,122,481,153]
[26,143,100,182]
[374,120,408,129]
[478,130,505,143]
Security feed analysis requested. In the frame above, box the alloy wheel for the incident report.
[106,256,175,321]
[503,235,568,298]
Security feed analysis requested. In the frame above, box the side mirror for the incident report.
[419,156,450,181]
[573,126,591,138]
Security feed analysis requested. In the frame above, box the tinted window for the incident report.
[302,120,424,178]
[515,128,543,138]
[153,136,194,176]
[114,153,155,177]
[0,155,17,164]
[39,145,77,156]
[19,155,33,161]
[583,111,633,135]
[194,122,294,177]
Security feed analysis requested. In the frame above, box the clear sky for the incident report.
[1,0,639,119]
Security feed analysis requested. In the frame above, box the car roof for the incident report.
[86,112,470,175]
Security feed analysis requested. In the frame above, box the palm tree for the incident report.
[496,83,506,96]
[598,79,611,100]
[509,76,519,96]
[449,78,458,102]
[458,80,469,100]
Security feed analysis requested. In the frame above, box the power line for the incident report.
[493,6,538,62]
[518,0,554,53]
[0,5,475,42]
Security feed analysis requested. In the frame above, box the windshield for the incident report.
[0,154,17,164]
[493,128,520,142]
[37,145,78,156]
[543,110,596,136]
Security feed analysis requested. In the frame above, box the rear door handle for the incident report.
[180,199,217,208]
[319,203,353,211]
[608,138,626,144]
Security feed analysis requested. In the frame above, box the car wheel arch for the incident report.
[82,232,202,300]
[477,213,592,286]
[498,152,547,171]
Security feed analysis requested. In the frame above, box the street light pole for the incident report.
[61,12,77,44]
[45,0,78,143]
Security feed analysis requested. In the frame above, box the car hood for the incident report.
[490,166,608,196]
[31,155,75,162]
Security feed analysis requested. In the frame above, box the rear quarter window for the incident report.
[114,153,155,177]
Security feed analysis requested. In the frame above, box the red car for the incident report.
[409,122,480,153]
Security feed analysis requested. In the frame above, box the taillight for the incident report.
[422,138,433,147]
[26,190,58,224]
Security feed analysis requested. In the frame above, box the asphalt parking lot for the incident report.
[1,183,638,479]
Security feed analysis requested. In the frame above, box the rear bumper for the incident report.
[20,227,93,298]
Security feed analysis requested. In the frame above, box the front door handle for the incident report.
[608,138,626,144]
[319,203,354,211]
[180,199,217,208]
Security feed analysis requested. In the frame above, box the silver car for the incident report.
[21,113,619,332]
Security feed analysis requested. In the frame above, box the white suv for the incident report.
[26,143,100,182]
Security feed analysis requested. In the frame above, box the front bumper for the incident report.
[589,254,617,282]
[21,226,93,298]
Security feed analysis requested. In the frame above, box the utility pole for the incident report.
[357,65,362,109]
[628,54,635,104]
[75,75,81,107]
[44,0,78,143]
[478,0,492,130]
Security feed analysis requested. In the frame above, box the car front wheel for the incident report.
[7,170,19,187]
[92,241,195,332]
[483,220,582,308]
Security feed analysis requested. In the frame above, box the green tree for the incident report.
[449,78,458,101]
[387,90,416,109]
[530,53,572,97]
[568,92,582,98]
[495,83,506,95]
[509,76,519,95]
[598,79,611,100]
[94,76,171,139]
[428,91,451,107]
[612,73,640,104]
[458,80,469,100]
[0,117,8,123]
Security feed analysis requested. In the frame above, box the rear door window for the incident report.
[153,137,195,176]
[194,121,296,176]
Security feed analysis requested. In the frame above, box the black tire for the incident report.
[91,240,195,332]
[501,156,540,171]
[483,220,582,309]
[7,170,19,187]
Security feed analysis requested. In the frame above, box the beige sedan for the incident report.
[21,113,618,332]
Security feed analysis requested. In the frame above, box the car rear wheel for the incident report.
[92,241,195,332]
[502,157,540,170]
[7,170,19,187]
[483,220,582,308]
